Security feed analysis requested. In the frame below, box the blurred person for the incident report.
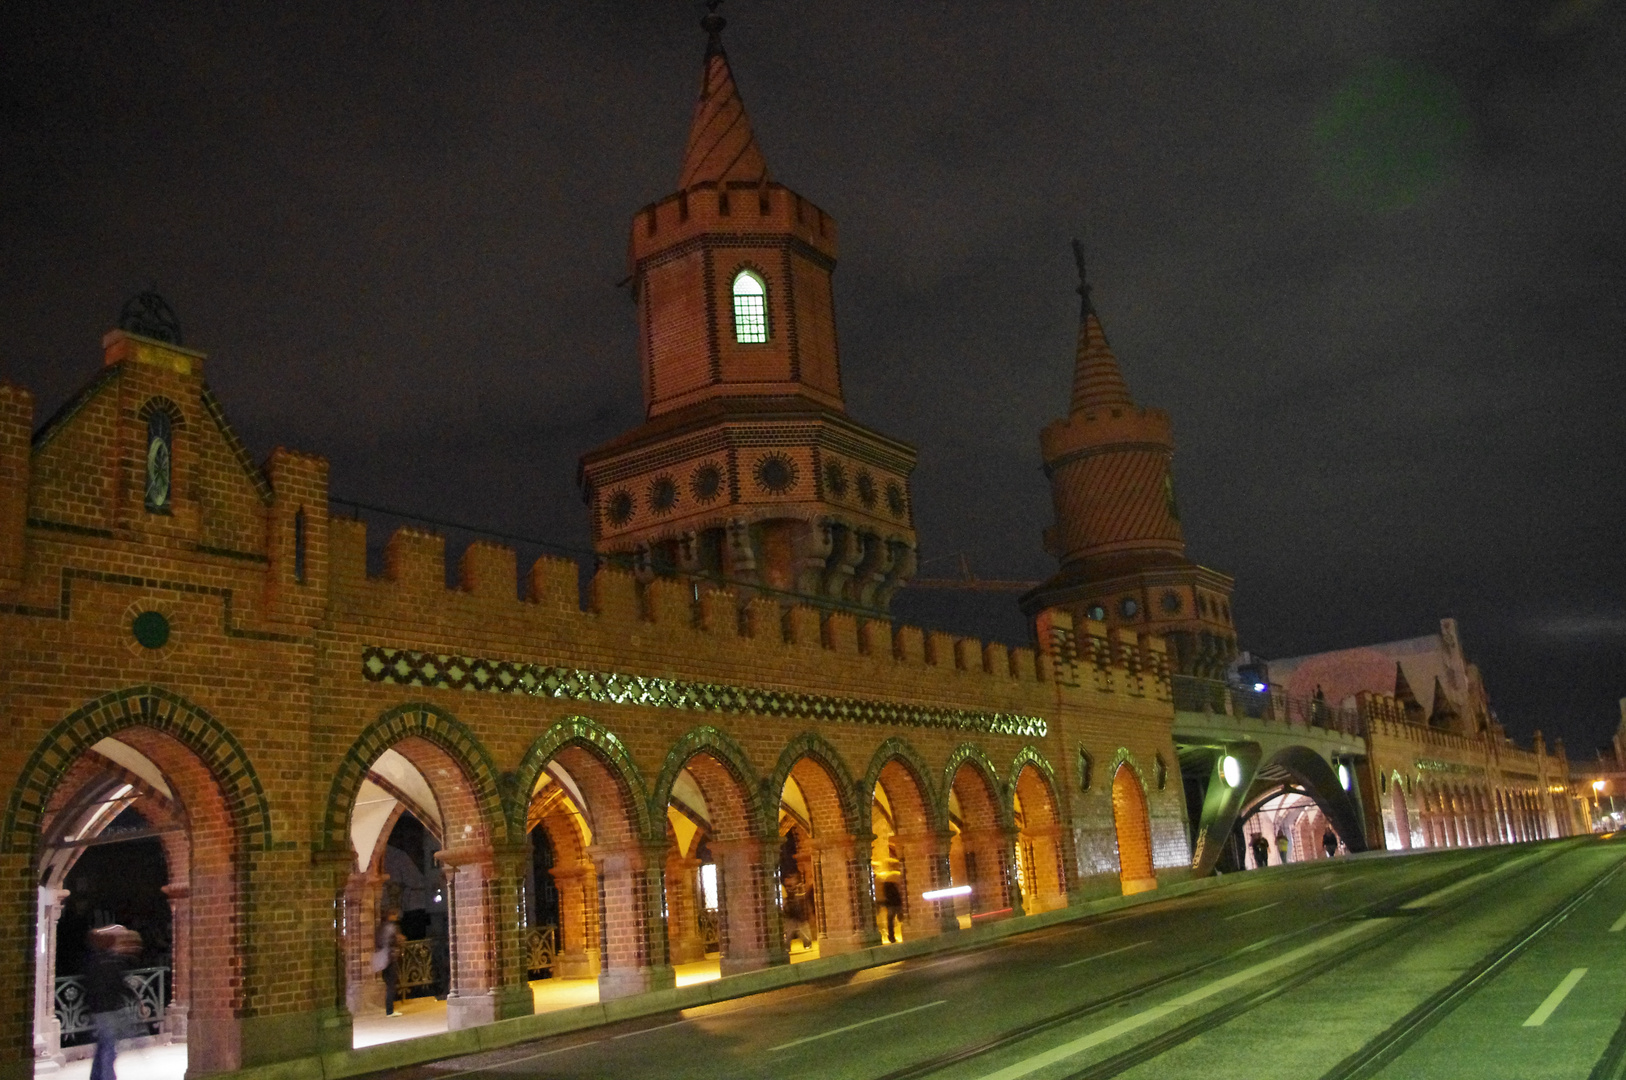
[1276,832,1290,864]
[84,924,140,1080]
[372,909,403,1016]
[880,879,903,943]
[1250,832,1271,869]
[782,872,813,951]
[1323,829,1338,858]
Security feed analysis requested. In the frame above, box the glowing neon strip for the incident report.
[920,885,972,902]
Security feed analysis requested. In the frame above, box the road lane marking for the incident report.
[768,999,947,1051]
[612,1017,692,1039]
[1058,940,1150,969]
[1223,901,1282,921]
[969,922,1373,1080]
[1524,969,1588,1027]
[1402,852,1544,909]
[1610,910,1626,932]
[427,1039,603,1079]
[1322,878,1361,891]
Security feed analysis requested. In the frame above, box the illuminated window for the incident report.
[731,270,768,343]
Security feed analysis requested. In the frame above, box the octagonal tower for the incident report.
[1021,247,1237,677]
[579,11,917,613]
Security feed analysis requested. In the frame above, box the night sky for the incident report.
[2,3,1621,752]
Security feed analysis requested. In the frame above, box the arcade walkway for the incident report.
[341,837,1626,1080]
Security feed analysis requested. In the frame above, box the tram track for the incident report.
[868,846,1554,1080]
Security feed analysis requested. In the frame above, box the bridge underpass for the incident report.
[1172,677,1371,876]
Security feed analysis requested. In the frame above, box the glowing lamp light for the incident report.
[1595,780,1608,793]
[921,885,972,902]
[1221,755,1242,789]
[1253,682,1268,693]
[1338,763,1352,791]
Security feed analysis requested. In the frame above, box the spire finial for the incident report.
[702,0,726,57]
[1071,237,1095,318]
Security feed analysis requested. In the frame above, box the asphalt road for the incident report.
[373,836,1626,1080]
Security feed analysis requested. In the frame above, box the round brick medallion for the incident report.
[132,610,171,650]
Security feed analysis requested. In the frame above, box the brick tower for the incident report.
[1021,245,1237,677]
[579,9,917,613]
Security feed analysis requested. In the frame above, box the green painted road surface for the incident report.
[364,837,1626,1080]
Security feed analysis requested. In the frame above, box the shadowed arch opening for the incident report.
[768,734,873,957]
[654,728,774,975]
[11,688,269,1076]
[863,740,948,942]
[1111,760,1157,895]
[514,717,663,1001]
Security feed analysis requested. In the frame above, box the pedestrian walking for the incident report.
[881,879,904,943]
[1276,832,1290,864]
[84,924,140,1080]
[372,908,403,1016]
[1250,832,1271,870]
[782,872,813,951]
[1323,829,1338,858]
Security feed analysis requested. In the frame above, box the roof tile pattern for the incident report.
[1071,312,1134,413]
[679,46,769,190]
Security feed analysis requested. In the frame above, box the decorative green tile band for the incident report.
[361,646,1047,739]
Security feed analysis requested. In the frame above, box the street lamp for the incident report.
[1222,755,1242,789]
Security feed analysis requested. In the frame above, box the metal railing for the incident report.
[525,925,557,978]
[54,966,168,1040]
[1172,675,1363,737]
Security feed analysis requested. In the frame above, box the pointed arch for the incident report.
[319,702,506,853]
[1109,752,1157,894]
[650,725,765,840]
[1007,747,1058,812]
[3,685,271,854]
[512,715,652,843]
[766,732,860,835]
[942,743,1009,829]
[860,737,941,836]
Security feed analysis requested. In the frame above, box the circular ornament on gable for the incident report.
[1087,604,1106,622]
[1120,597,1139,619]
[606,490,634,525]
[1160,590,1182,614]
[754,453,798,494]
[823,459,848,498]
[648,476,678,515]
[855,470,877,508]
[132,610,171,650]
[691,463,723,503]
[885,481,907,517]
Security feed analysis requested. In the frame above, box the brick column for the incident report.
[810,834,878,956]
[436,846,500,1030]
[342,871,387,1016]
[959,828,1016,918]
[159,883,189,1040]
[33,887,68,1069]
[893,833,958,939]
[548,861,601,978]
[709,836,787,974]
[589,842,675,1000]
[487,844,536,1021]
[664,854,706,965]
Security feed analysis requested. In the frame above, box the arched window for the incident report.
[144,408,173,514]
[731,270,768,344]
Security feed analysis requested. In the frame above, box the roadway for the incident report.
[369,836,1626,1080]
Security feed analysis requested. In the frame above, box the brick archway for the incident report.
[2,686,270,856]
[653,727,776,974]
[945,744,1012,919]
[1011,750,1068,913]
[862,739,951,940]
[6,688,271,1075]
[766,733,874,956]
[320,702,506,854]
[512,716,651,844]
[1110,758,1157,895]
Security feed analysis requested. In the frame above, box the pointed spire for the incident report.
[1068,240,1135,414]
[679,2,770,191]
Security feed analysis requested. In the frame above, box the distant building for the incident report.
[1267,620,1580,850]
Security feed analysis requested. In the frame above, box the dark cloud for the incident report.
[2,1,1621,749]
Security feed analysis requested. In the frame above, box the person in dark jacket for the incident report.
[1250,832,1271,869]
[84,925,139,1080]
[1323,829,1339,858]
[880,879,904,943]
